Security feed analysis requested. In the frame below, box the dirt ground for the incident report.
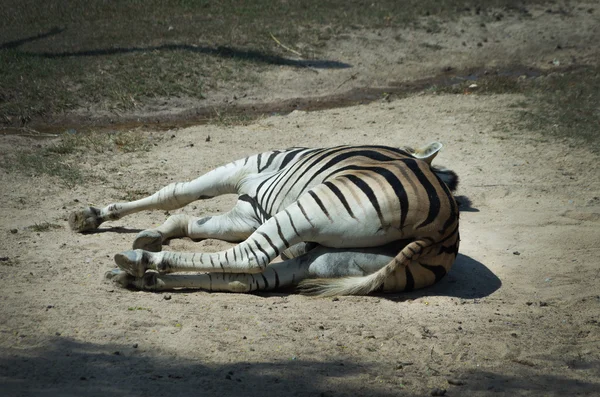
[1,3,599,397]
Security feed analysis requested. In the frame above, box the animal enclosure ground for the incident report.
[1,2,600,396]
[1,94,599,396]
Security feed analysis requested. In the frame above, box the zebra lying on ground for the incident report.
[69,142,459,296]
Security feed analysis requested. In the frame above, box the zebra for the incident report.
[69,142,459,296]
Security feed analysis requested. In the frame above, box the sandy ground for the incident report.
[1,3,600,397]
[1,94,599,396]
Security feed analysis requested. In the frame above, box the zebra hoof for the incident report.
[114,249,149,278]
[105,268,135,288]
[69,207,102,232]
[133,230,163,252]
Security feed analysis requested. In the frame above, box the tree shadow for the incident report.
[382,253,501,301]
[453,366,600,396]
[1,27,352,70]
[0,337,397,397]
[0,27,65,50]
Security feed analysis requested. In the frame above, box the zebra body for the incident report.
[69,143,459,296]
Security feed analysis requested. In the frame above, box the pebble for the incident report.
[448,378,466,386]
[431,388,447,396]
[10,229,18,234]
[163,295,172,301]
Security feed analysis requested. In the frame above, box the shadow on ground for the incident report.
[383,253,501,301]
[1,337,597,397]
[1,28,352,70]
[0,338,392,397]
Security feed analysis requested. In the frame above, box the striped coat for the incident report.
[70,143,459,296]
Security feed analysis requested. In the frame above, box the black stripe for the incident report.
[404,266,415,291]
[257,231,280,256]
[263,146,349,214]
[420,263,447,283]
[307,190,331,220]
[405,159,440,229]
[323,181,355,219]
[256,153,262,171]
[258,151,281,172]
[438,236,460,258]
[253,240,270,265]
[297,201,315,227]
[247,245,260,265]
[284,209,301,237]
[233,246,237,261]
[273,268,280,289]
[436,171,459,234]
[225,251,229,262]
[207,273,213,290]
[239,194,270,222]
[341,174,384,226]
[260,273,269,289]
[279,148,308,169]
[263,148,331,213]
[275,218,290,248]
[297,149,399,193]
[372,167,409,229]
[209,255,215,267]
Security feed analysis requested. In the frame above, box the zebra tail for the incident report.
[297,240,430,297]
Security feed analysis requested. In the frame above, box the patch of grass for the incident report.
[518,67,600,152]
[0,0,552,124]
[9,150,84,187]
[420,42,444,51]
[1,130,159,186]
[430,67,600,152]
[128,306,152,312]
[28,222,62,232]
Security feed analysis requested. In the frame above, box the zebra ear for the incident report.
[411,142,443,164]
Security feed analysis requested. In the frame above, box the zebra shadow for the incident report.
[379,253,501,301]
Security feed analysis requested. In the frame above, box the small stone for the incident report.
[332,297,339,302]
[447,378,465,386]
[539,301,548,307]
[80,376,87,381]
[431,388,447,396]
[513,251,521,256]
[164,295,172,301]
[10,229,18,234]
[133,343,138,348]
[113,351,120,355]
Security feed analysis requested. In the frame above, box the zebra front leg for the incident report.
[133,199,261,251]
[69,162,246,232]
[107,258,310,292]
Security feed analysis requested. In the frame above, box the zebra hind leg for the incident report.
[132,199,261,251]
[106,258,312,293]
